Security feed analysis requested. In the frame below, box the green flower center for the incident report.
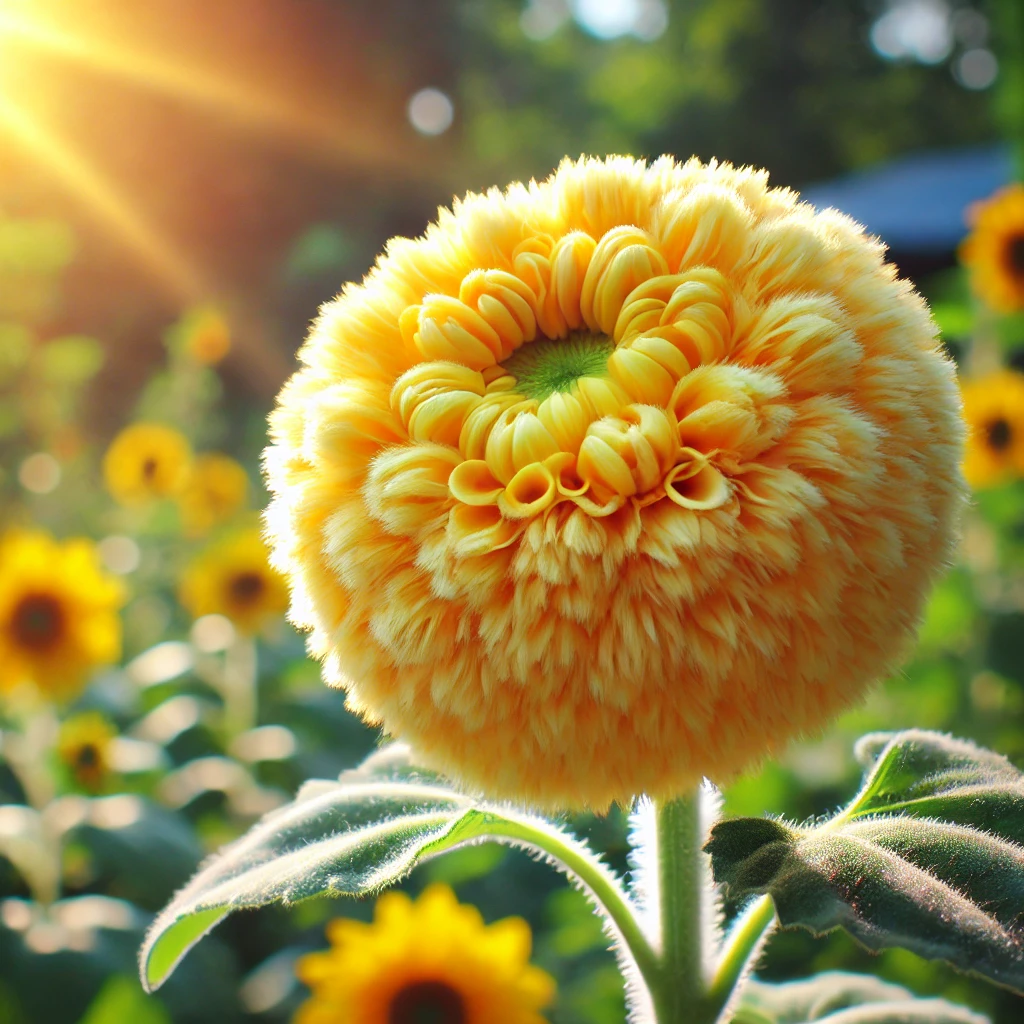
[502,333,614,401]
[388,980,466,1024]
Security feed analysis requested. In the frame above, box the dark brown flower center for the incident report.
[1006,235,1024,276]
[229,571,265,604]
[388,980,466,1024]
[10,593,65,651]
[141,456,159,480]
[75,743,101,769]
[986,417,1013,452]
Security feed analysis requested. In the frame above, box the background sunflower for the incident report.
[295,884,554,1024]
[0,530,123,700]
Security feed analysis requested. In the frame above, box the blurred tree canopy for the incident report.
[458,0,996,189]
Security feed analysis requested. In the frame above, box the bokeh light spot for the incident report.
[18,452,60,493]
[191,613,236,653]
[871,0,952,64]
[98,535,141,575]
[408,88,454,136]
[573,0,667,41]
[955,48,998,90]
[520,0,569,40]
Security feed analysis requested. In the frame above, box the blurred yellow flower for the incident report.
[960,184,1024,313]
[961,369,1024,488]
[180,527,288,633]
[58,712,117,791]
[177,453,249,536]
[265,155,964,810]
[0,530,124,699]
[294,884,554,1024]
[176,305,231,366]
[103,422,192,506]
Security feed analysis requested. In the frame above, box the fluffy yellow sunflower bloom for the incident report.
[0,530,124,699]
[265,155,965,810]
[58,711,117,791]
[960,184,1024,313]
[293,884,554,1024]
[103,422,192,506]
[177,453,250,536]
[179,527,289,634]
[960,369,1024,488]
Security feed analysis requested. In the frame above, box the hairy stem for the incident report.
[484,817,660,987]
[652,793,705,1023]
[705,895,776,1020]
[221,634,258,737]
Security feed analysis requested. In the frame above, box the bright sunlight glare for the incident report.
[0,93,203,300]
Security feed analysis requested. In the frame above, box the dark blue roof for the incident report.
[799,144,1014,253]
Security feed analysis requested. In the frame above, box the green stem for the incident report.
[485,818,660,986]
[221,634,258,737]
[652,793,704,1023]
[704,895,776,1019]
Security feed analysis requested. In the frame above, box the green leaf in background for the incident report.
[930,302,974,342]
[707,730,1024,994]
[37,335,105,385]
[140,745,634,993]
[732,972,989,1024]
[283,224,357,282]
[0,322,31,382]
[78,976,170,1024]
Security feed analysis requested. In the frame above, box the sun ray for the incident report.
[0,7,420,175]
[0,93,203,301]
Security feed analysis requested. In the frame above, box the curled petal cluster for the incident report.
[266,156,965,810]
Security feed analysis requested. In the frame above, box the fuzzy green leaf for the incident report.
[708,730,1024,993]
[732,971,988,1023]
[140,747,616,992]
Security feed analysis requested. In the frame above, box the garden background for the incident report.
[1,1,1023,1021]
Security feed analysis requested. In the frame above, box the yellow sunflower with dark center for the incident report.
[58,711,117,791]
[960,184,1024,313]
[961,369,1024,488]
[265,155,965,810]
[179,527,289,633]
[177,452,250,536]
[293,884,554,1024]
[103,422,192,507]
[0,530,124,699]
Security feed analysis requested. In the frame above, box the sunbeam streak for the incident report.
[0,94,203,301]
[0,7,418,175]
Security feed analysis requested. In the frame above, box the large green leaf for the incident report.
[707,730,1024,992]
[140,746,627,992]
[731,971,988,1024]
